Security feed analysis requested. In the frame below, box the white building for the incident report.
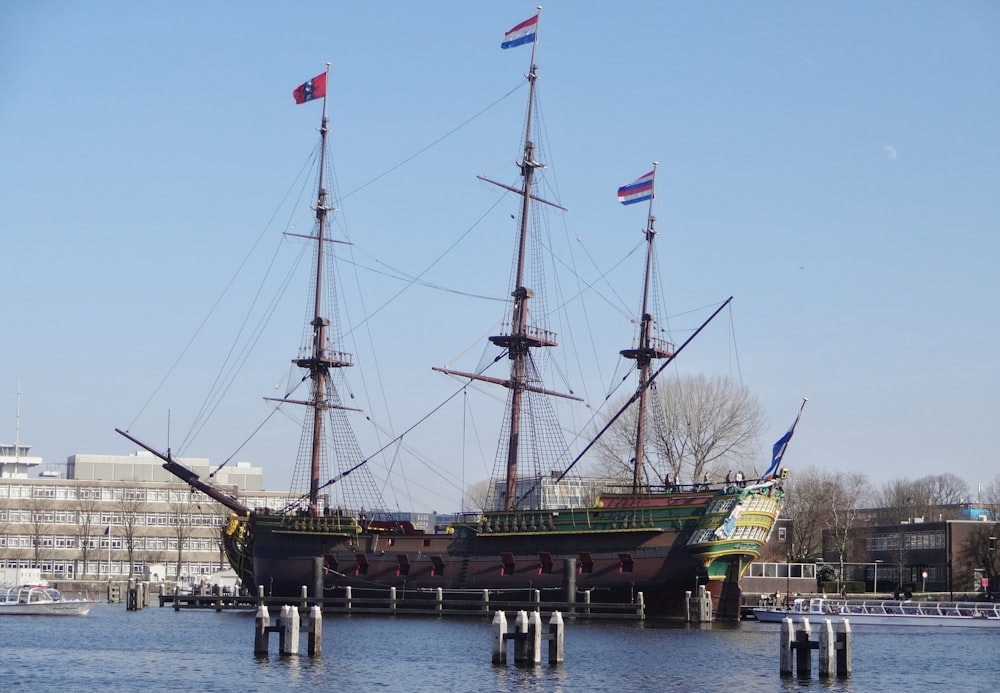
[0,450,288,582]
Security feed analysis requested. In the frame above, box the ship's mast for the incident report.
[619,163,674,493]
[291,63,353,516]
[432,9,580,510]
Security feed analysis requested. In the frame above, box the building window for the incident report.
[778,526,787,542]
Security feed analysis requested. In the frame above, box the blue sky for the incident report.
[2,1,998,512]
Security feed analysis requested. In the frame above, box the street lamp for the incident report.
[922,570,928,593]
[874,559,883,595]
[785,549,792,610]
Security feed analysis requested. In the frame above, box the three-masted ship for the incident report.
[119,11,787,618]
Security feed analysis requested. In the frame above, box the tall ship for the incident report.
[119,12,794,618]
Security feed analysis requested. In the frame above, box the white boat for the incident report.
[753,597,1000,628]
[0,584,97,616]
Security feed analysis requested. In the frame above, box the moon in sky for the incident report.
[882,145,897,162]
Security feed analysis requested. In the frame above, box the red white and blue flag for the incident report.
[292,72,327,104]
[617,170,655,205]
[501,15,538,49]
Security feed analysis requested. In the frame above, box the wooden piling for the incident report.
[563,558,576,606]
[524,611,543,664]
[254,604,271,655]
[837,620,852,677]
[513,610,530,664]
[818,619,835,677]
[779,618,793,675]
[779,617,852,679]
[491,610,508,664]
[279,604,300,655]
[307,605,322,656]
[492,610,565,667]
[548,611,564,665]
[795,618,813,676]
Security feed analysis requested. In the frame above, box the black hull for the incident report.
[248,523,720,616]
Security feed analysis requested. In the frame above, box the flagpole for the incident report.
[528,6,542,67]
[321,61,331,122]
[644,161,657,221]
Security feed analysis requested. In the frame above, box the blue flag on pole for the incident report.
[765,399,807,478]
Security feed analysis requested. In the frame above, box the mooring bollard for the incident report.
[254,604,271,656]
[779,617,852,678]
[344,585,352,612]
[436,587,444,615]
[492,610,508,664]
[687,585,712,622]
[254,602,323,657]
[279,604,300,655]
[491,610,565,667]
[548,612,564,664]
[307,605,323,656]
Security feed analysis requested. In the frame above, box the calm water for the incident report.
[1,604,998,691]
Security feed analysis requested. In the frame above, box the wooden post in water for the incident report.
[524,610,542,664]
[436,587,444,615]
[126,579,138,611]
[300,585,309,611]
[313,556,323,607]
[344,585,352,612]
[685,590,692,622]
[491,610,508,664]
[548,611,564,665]
[390,586,397,613]
[563,558,576,608]
[482,589,490,615]
[636,591,645,620]
[817,619,835,677]
[307,605,323,656]
[779,616,852,678]
[697,584,713,622]
[279,604,300,655]
[779,618,794,676]
[836,620,852,677]
[254,604,271,655]
[513,610,530,664]
[795,618,813,676]
[582,590,591,617]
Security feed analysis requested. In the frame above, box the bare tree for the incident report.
[74,487,102,577]
[826,471,872,585]
[117,483,147,579]
[872,478,919,525]
[168,490,198,581]
[874,474,970,525]
[923,473,970,508]
[462,479,494,513]
[782,466,832,561]
[585,373,765,485]
[25,492,54,570]
[981,474,1000,521]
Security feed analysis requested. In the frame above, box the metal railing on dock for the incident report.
[161,585,646,620]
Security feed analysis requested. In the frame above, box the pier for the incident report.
[160,585,646,620]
